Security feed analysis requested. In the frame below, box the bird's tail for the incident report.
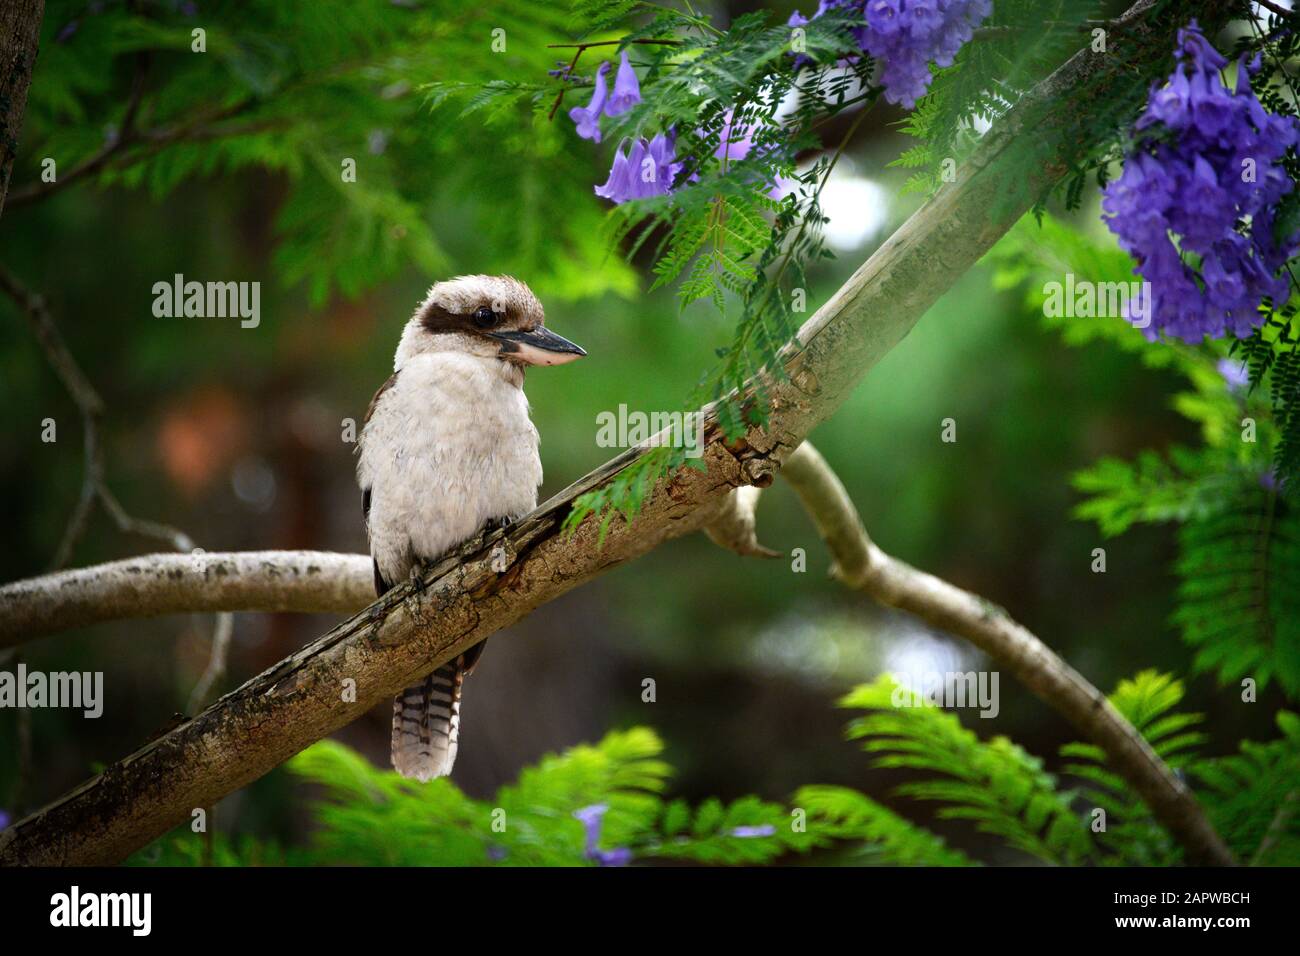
[390,643,486,781]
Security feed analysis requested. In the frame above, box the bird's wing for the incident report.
[364,370,400,428]
[360,370,399,526]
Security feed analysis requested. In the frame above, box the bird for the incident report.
[357,275,585,781]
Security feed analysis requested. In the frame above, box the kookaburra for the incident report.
[358,275,585,781]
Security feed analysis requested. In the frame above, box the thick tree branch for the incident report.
[0,551,373,649]
[0,0,1228,866]
[710,442,1234,867]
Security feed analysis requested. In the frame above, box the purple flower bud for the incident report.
[0,809,10,830]
[605,50,642,117]
[730,824,777,838]
[569,62,611,142]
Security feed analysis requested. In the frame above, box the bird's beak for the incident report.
[488,327,587,366]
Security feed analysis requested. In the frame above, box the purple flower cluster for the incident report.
[1102,22,1300,342]
[788,0,992,108]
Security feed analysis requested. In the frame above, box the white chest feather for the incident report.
[358,353,541,585]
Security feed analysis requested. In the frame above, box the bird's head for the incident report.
[394,275,586,371]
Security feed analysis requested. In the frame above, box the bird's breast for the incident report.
[359,354,542,577]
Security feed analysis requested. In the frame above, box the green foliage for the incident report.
[131,832,298,867]
[1062,670,1300,866]
[1060,671,1205,865]
[1192,710,1300,866]
[794,784,975,866]
[992,212,1300,700]
[22,0,632,305]
[1172,489,1300,696]
[839,676,1093,865]
[837,671,1300,867]
[133,728,820,867]
[129,675,1300,868]
[1236,306,1300,500]
[888,0,1104,203]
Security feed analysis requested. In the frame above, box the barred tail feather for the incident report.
[391,661,464,781]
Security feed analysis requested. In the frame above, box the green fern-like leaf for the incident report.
[839,676,1093,865]
[1059,671,1205,865]
[794,784,975,866]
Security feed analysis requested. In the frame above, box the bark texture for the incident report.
[0,0,44,219]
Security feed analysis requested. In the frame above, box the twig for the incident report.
[1250,786,1298,865]
[545,39,681,121]
[546,39,680,49]
[187,612,234,715]
[547,46,586,121]
[6,44,149,208]
[0,264,233,716]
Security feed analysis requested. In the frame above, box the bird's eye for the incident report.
[473,306,498,329]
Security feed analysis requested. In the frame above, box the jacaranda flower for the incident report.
[606,50,642,116]
[1102,20,1300,342]
[572,803,632,866]
[786,0,991,108]
[594,131,683,203]
[569,61,611,142]
[861,0,992,108]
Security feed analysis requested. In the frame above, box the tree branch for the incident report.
[0,551,373,649]
[708,442,1234,867]
[0,0,1229,866]
[0,0,44,219]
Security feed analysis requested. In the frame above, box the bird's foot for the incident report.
[408,558,433,591]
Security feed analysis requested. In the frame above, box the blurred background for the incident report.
[0,0,1283,862]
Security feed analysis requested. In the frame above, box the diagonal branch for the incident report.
[0,0,1231,866]
[707,442,1235,867]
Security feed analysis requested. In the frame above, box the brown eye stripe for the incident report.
[418,302,511,335]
